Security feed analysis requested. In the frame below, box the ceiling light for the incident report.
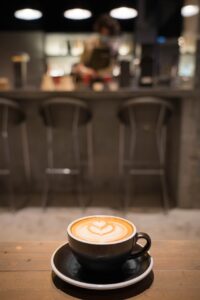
[181,5,199,17]
[14,8,42,20]
[64,8,92,20]
[110,7,138,20]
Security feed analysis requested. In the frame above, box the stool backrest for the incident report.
[0,98,25,134]
[118,97,174,130]
[40,97,92,129]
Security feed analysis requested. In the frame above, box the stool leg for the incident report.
[72,108,83,207]
[161,126,169,213]
[7,175,14,212]
[72,125,83,207]
[86,122,94,179]
[86,122,94,206]
[21,122,31,183]
[119,123,125,176]
[42,174,49,209]
[156,107,170,212]
[43,127,54,209]
[76,174,84,209]
[118,123,125,210]
[124,173,131,213]
[3,133,14,211]
[21,122,31,207]
[129,115,136,162]
[124,111,137,211]
[160,174,169,213]
[158,125,170,213]
[1,107,14,210]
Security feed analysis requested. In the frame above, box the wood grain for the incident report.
[0,241,200,299]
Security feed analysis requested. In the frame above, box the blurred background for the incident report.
[0,0,199,241]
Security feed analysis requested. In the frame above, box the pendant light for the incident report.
[14,1,42,21]
[110,7,138,19]
[63,1,92,20]
[14,9,42,20]
[64,8,91,20]
[110,1,138,20]
[181,4,199,17]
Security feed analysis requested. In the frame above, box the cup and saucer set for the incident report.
[51,215,153,291]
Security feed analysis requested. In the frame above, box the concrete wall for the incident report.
[178,96,200,208]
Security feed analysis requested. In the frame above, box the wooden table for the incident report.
[0,240,199,299]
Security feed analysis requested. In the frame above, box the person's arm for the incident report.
[72,63,97,77]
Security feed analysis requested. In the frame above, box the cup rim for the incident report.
[67,215,137,245]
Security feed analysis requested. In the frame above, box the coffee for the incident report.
[70,216,134,244]
[67,215,151,273]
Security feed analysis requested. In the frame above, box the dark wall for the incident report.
[0,31,45,88]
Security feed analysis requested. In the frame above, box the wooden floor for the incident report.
[0,240,200,299]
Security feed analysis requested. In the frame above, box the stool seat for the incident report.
[40,97,92,128]
[118,97,173,126]
[0,97,25,128]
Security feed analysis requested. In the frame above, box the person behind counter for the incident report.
[72,14,121,82]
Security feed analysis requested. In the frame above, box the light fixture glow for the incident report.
[181,5,199,17]
[64,8,92,20]
[14,8,42,20]
[63,168,71,174]
[110,6,138,20]
[178,36,185,47]
[113,65,120,77]
[71,46,84,56]
[49,69,65,77]
[118,44,130,56]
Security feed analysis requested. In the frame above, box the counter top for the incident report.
[0,240,199,299]
[0,87,198,101]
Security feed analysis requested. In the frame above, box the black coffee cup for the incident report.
[67,215,151,273]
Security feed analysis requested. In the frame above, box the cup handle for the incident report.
[130,232,151,258]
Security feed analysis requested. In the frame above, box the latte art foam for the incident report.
[70,216,134,244]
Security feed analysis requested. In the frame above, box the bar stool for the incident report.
[0,98,31,210]
[118,97,174,212]
[39,97,93,208]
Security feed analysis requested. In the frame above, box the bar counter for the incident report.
[0,87,198,100]
[0,88,199,208]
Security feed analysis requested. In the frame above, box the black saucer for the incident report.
[51,243,153,290]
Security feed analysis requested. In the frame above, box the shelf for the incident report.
[46,55,80,58]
